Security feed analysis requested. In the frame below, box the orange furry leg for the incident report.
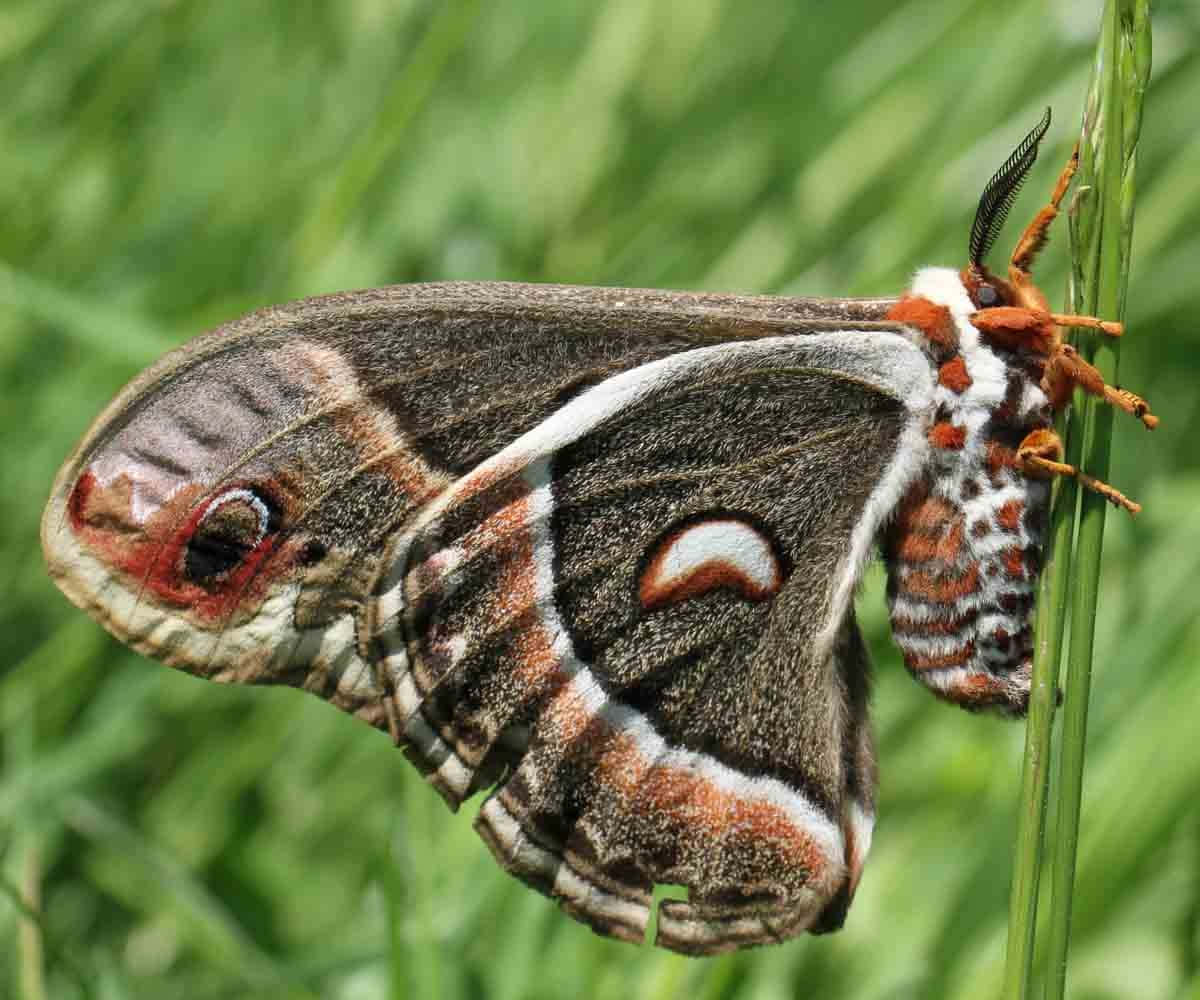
[1048,313,1123,337]
[1044,345,1158,429]
[1010,143,1079,279]
[1017,428,1141,515]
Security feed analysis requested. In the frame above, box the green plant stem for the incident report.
[1003,3,1151,995]
[1042,3,1151,998]
[1003,464,1075,1000]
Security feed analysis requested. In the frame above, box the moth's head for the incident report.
[958,107,1055,312]
[41,301,423,718]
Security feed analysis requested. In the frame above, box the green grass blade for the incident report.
[1003,450,1077,1000]
[1003,3,1152,994]
[1042,2,1152,998]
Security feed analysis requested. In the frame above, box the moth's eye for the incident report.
[976,284,1000,307]
[183,487,281,584]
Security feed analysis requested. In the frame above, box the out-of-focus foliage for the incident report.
[2,2,1198,997]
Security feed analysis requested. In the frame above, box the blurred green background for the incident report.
[2,1,1199,997]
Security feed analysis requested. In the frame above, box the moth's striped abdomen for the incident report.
[882,268,1051,714]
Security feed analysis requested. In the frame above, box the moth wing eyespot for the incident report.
[968,108,1053,268]
[182,487,281,585]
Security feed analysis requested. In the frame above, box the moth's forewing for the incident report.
[42,281,919,952]
[43,281,898,699]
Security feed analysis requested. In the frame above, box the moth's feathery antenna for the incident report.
[968,107,1053,273]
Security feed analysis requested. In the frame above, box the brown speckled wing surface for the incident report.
[43,282,930,953]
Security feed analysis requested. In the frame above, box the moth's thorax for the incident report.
[881,267,1052,713]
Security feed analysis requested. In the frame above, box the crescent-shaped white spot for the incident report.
[639,518,783,610]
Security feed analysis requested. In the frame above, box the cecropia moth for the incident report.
[42,109,1154,954]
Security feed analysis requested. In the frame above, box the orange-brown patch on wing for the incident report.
[456,453,528,506]
[937,356,972,393]
[639,562,771,610]
[506,608,564,689]
[615,725,827,871]
[276,341,450,505]
[469,487,566,691]
[638,520,782,611]
[887,297,957,355]
[457,482,534,566]
[410,478,569,722]
[537,681,833,878]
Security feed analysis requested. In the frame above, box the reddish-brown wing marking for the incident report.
[638,515,786,611]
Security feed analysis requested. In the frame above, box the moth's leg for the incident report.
[969,308,1122,357]
[969,306,1057,353]
[1047,313,1123,337]
[1017,428,1142,514]
[1010,142,1079,280]
[1042,344,1158,428]
[971,311,1157,431]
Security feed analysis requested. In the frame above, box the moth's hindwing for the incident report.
[367,321,934,952]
